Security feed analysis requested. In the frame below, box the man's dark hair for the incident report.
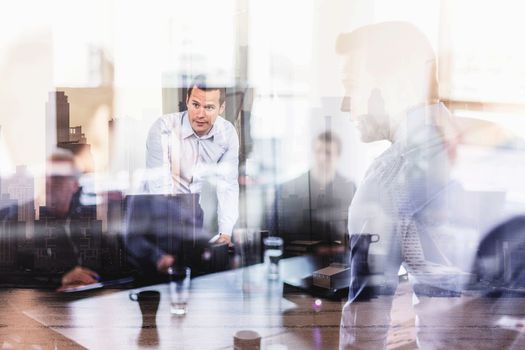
[316,131,342,154]
[187,75,226,106]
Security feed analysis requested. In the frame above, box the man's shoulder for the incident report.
[214,116,236,132]
[334,173,356,187]
[279,172,310,193]
[147,112,185,137]
[332,173,357,196]
[213,116,238,143]
[158,111,184,126]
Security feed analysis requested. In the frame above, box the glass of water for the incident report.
[264,236,283,280]
[168,266,191,315]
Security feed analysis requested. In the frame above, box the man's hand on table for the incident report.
[156,254,175,273]
[216,233,233,247]
[58,266,99,291]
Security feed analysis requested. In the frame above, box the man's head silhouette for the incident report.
[337,22,438,142]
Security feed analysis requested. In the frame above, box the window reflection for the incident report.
[0,1,524,349]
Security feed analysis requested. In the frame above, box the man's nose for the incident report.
[340,96,351,112]
[197,106,207,118]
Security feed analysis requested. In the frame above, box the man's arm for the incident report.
[123,196,168,271]
[145,116,174,194]
[58,266,99,291]
[215,126,240,244]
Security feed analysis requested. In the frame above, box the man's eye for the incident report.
[205,106,215,111]
[192,103,200,108]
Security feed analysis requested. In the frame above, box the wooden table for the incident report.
[0,257,346,349]
[4,257,522,349]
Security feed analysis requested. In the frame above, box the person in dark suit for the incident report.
[123,193,212,279]
[35,150,100,290]
[272,131,356,248]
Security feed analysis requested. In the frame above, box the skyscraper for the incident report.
[46,91,70,147]
[45,91,93,172]
[0,194,18,268]
[1,165,35,238]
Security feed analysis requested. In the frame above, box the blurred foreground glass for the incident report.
[168,266,191,315]
[264,237,283,280]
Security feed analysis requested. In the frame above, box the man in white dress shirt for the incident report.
[334,22,484,349]
[335,20,525,350]
[145,75,239,273]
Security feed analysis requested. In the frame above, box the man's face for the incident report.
[314,140,340,175]
[186,86,225,136]
[340,51,391,143]
[46,160,79,218]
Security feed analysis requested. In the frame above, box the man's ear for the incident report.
[219,102,225,115]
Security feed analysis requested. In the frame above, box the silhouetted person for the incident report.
[273,131,356,249]
[334,22,511,349]
[35,149,100,290]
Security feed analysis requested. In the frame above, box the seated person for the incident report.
[34,149,100,290]
[123,193,214,281]
[270,131,356,253]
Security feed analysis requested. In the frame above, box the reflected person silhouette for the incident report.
[333,21,511,349]
[273,131,356,251]
[33,149,101,290]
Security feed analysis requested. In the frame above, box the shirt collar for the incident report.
[181,111,217,140]
[393,102,446,146]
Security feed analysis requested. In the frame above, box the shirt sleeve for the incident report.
[145,117,172,194]
[216,126,240,235]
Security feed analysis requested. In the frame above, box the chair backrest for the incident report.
[473,215,525,289]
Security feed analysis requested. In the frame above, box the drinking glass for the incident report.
[168,266,191,315]
[264,237,283,280]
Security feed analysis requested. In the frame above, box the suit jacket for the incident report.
[271,171,356,244]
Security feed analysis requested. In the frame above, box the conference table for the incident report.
[0,257,353,349]
[5,257,521,349]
